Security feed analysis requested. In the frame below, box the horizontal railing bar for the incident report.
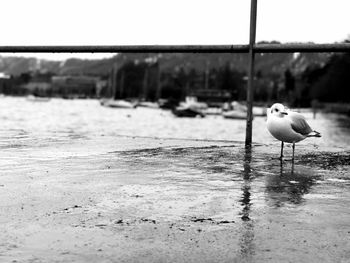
[0,43,349,53]
[0,45,249,53]
[254,43,350,53]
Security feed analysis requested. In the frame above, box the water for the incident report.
[0,96,349,262]
[0,96,349,158]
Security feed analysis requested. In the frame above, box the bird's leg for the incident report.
[279,141,284,160]
[292,143,295,162]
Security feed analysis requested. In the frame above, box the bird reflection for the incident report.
[265,161,319,207]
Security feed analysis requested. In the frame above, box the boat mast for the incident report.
[112,62,118,100]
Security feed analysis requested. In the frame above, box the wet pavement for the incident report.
[0,136,349,262]
[0,97,349,262]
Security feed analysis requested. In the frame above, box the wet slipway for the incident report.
[0,97,349,262]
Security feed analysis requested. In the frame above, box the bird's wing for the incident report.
[288,112,313,135]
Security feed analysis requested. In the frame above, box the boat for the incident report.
[172,96,207,117]
[100,99,137,109]
[26,95,50,102]
[222,110,247,119]
[172,106,205,118]
[179,96,208,111]
[100,62,138,109]
[203,107,223,115]
[136,101,159,109]
[158,99,179,110]
[222,101,267,119]
[253,106,267,117]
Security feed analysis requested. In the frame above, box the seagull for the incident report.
[266,103,321,160]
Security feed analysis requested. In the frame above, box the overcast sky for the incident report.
[1,0,349,60]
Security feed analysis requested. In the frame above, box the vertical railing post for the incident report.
[245,0,258,146]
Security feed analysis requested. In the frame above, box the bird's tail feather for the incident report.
[307,131,321,137]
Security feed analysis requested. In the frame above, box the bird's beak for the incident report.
[281,111,288,115]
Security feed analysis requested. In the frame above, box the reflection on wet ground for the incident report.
[0,97,349,262]
[238,148,255,261]
[265,163,320,207]
[110,143,349,262]
[117,144,349,210]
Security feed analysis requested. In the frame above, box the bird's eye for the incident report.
[275,109,279,112]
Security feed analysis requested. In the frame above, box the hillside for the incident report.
[0,52,331,77]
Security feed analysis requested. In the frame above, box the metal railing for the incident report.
[1,43,350,53]
[1,0,350,146]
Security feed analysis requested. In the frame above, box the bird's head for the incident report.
[269,103,288,118]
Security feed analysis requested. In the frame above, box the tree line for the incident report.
[0,52,349,106]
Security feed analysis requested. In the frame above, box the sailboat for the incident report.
[100,62,137,109]
[172,96,207,118]
[222,101,267,119]
[135,58,162,109]
[100,98,136,108]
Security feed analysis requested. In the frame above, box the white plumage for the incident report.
[267,103,321,159]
